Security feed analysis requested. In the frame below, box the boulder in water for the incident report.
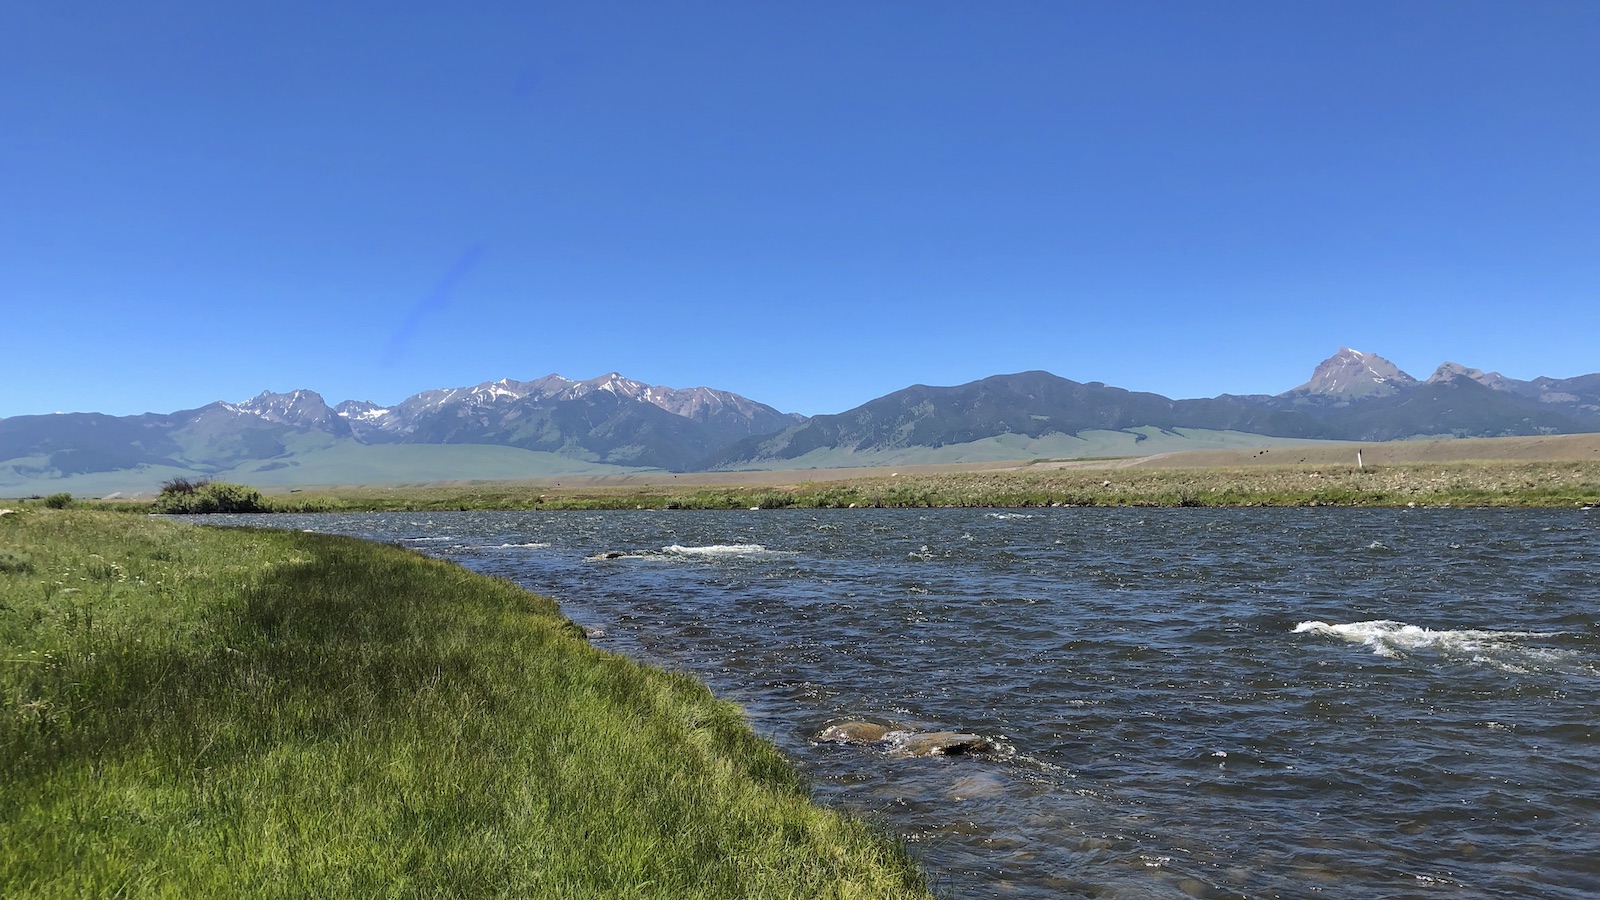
[887,731,995,758]
[816,720,894,744]
[816,720,996,758]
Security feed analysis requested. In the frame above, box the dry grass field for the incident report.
[1118,432,1600,469]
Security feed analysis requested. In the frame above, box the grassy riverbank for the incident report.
[0,510,931,898]
[192,458,1600,511]
[7,433,1599,512]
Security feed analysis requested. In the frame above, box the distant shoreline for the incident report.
[8,434,1599,511]
[240,433,1600,512]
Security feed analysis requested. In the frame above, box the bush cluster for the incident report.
[153,480,267,514]
[0,550,32,574]
[159,477,208,495]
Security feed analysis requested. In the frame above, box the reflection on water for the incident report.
[206,508,1600,899]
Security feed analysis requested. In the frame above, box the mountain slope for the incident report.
[1318,377,1592,440]
[342,374,798,445]
[710,351,1600,470]
[1281,347,1419,401]
[1,375,800,493]
[706,371,1341,469]
[0,413,180,477]
[331,373,800,471]
[5,351,1599,494]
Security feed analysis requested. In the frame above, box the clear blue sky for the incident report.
[4,1,1597,418]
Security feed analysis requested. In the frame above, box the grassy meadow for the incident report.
[6,434,1599,513]
[0,510,931,898]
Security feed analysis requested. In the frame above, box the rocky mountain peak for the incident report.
[1284,348,1419,400]
[334,399,389,422]
[587,372,649,396]
[1427,362,1517,391]
[239,389,338,427]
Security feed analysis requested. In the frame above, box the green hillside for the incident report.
[718,427,1347,471]
[1,443,651,498]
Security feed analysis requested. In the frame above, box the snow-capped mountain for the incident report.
[1283,348,1419,401]
[331,373,801,454]
[236,389,345,430]
[4,353,1598,493]
[332,399,389,423]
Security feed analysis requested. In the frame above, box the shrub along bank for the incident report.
[0,510,930,898]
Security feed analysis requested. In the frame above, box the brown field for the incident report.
[1119,432,1600,470]
[477,459,1028,491]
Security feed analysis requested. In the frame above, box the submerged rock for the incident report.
[886,731,995,758]
[946,771,1009,800]
[815,720,996,758]
[817,720,894,744]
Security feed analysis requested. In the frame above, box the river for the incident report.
[204,508,1600,899]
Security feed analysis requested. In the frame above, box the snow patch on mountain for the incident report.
[334,400,389,422]
[1284,348,1419,400]
[292,372,800,446]
[238,389,340,428]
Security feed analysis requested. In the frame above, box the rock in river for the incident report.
[816,720,996,757]
[886,731,995,758]
[817,720,894,744]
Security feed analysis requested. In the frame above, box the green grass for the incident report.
[714,427,1344,471]
[8,458,1598,513]
[0,443,648,498]
[0,510,931,898]
[207,459,1600,512]
[215,442,646,487]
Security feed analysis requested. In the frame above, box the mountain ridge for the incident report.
[4,351,1598,494]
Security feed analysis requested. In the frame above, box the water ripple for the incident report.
[207,507,1600,900]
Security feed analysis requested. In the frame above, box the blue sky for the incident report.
[4,2,1597,418]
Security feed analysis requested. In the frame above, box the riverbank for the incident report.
[204,504,1600,897]
[0,510,931,897]
[7,434,1599,512]
[221,457,1598,511]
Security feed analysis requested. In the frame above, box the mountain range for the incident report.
[4,349,1598,495]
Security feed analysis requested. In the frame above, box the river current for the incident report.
[208,508,1600,899]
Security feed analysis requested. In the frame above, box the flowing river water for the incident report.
[206,508,1600,899]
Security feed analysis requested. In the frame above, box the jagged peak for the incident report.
[334,399,390,422]
[358,371,791,433]
[239,388,331,413]
[1427,362,1517,391]
[1283,348,1417,400]
[233,388,340,428]
[245,387,324,403]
